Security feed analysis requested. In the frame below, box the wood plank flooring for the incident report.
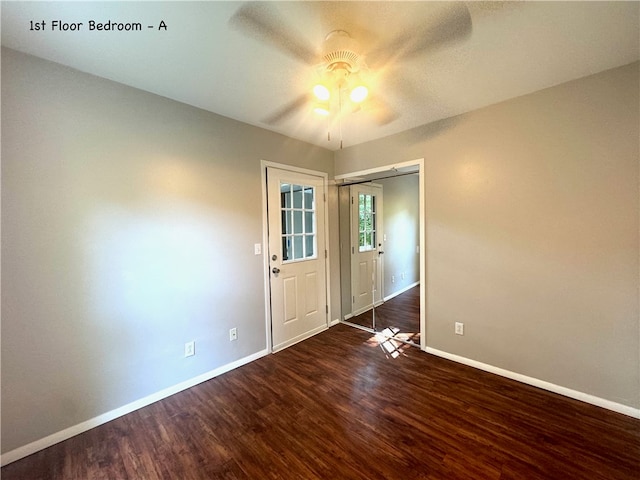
[3,324,639,479]
[348,285,421,344]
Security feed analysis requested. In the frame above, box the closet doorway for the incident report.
[336,159,425,349]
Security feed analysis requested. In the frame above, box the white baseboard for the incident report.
[1,348,270,467]
[330,318,340,327]
[425,347,640,419]
[383,281,419,302]
[272,325,328,353]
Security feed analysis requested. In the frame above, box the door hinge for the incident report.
[324,193,326,202]
[326,305,329,314]
[352,296,355,304]
[352,246,354,254]
[351,196,354,205]
[325,250,327,259]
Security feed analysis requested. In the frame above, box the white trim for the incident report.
[263,160,331,180]
[272,325,328,353]
[417,159,426,352]
[323,182,333,331]
[383,281,420,302]
[0,349,269,467]
[330,318,340,327]
[260,161,273,353]
[425,347,640,419]
[334,160,420,182]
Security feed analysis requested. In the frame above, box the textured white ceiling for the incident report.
[2,1,639,150]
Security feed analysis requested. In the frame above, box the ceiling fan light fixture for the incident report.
[313,84,331,101]
[313,101,330,116]
[350,85,369,103]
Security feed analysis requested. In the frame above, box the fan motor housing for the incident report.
[322,30,361,72]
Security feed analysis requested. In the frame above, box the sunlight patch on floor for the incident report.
[365,327,415,359]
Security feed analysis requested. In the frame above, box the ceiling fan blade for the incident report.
[367,3,472,66]
[262,94,310,125]
[354,95,399,126]
[229,2,317,65]
[371,104,399,126]
[381,73,423,104]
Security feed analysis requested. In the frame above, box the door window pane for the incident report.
[358,193,377,252]
[293,210,303,234]
[280,182,317,262]
[281,184,292,208]
[304,187,314,209]
[305,212,314,234]
[293,235,304,260]
[282,236,291,261]
[305,235,314,257]
[293,186,303,209]
[281,210,291,235]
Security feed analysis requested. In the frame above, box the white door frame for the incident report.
[261,160,332,353]
[335,158,425,351]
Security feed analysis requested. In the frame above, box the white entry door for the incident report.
[350,184,383,316]
[267,167,328,351]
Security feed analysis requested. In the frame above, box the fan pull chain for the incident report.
[327,114,331,142]
[338,88,344,149]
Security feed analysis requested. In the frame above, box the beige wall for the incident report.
[335,62,640,409]
[1,48,335,454]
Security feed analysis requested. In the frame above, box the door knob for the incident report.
[272,267,280,274]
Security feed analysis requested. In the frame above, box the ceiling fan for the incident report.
[229,2,472,141]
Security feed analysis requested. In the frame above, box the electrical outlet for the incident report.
[229,327,238,341]
[254,243,261,255]
[401,272,405,280]
[455,322,464,335]
[184,341,195,357]
[391,275,395,283]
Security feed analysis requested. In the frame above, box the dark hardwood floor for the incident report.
[3,324,639,479]
[348,285,421,345]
